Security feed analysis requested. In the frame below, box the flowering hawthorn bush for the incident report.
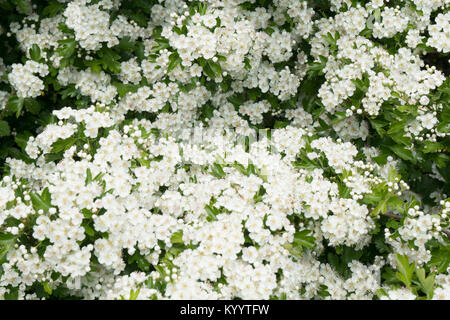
[0,0,449,300]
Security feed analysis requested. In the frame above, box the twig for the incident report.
[383,212,403,220]
[382,212,450,241]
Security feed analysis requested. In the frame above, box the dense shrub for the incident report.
[0,0,448,300]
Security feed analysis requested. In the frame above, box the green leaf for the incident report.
[232,162,248,176]
[7,96,24,118]
[112,81,139,98]
[14,0,31,14]
[14,131,31,150]
[197,2,208,15]
[202,62,216,79]
[327,252,340,270]
[293,230,316,249]
[422,141,443,153]
[372,154,388,166]
[136,256,150,271]
[51,137,77,154]
[330,111,347,125]
[386,219,399,229]
[42,1,64,17]
[429,245,450,273]
[227,93,244,107]
[205,204,219,221]
[308,60,326,73]
[381,267,399,284]
[85,60,102,73]
[167,52,181,73]
[117,36,135,51]
[415,267,435,299]
[387,196,404,211]
[0,234,16,263]
[57,23,74,35]
[30,189,52,212]
[390,131,412,146]
[60,85,77,99]
[369,119,387,136]
[41,187,51,204]
[397,105,415,114]
[371,195,390,216]
[436,121,450,133]
[208,60,222,77]
[43,281,53,295]
[389,145,415,162]
[45,153,64,163]
[82,222,95,237]
[374,234,390,253]
[29,44,41,61]
[0,120,11,137]
[3,287,18,300]
[129,288,141,300]
[282,242,303,258]
[0,234,15,242]
[373,8,381,20]
[24,98,41,115]
[97,47,122,74]
[210,163,226,178]
[85,168,92,186]
[82,208,93,219]
[376,288,388,299]
[387,121,406,135]
[56,38,76,58]
[170,230,184,244]
[342,246,363,264]
[395,254,415,288]
[247,88,261,101]
[93,172,105,182]
[273,120,289,129]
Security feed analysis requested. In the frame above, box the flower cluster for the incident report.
[8,61,49,98]
[0,0,448,300]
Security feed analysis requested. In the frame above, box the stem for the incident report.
[382,213,450,241]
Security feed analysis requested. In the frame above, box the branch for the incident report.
[382,212,450,241]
